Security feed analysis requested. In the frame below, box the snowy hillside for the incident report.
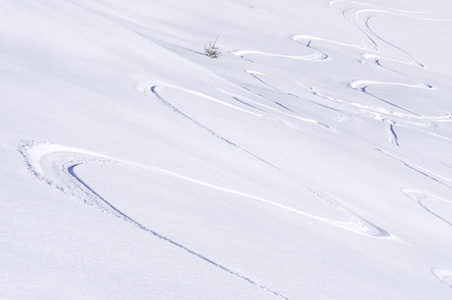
[2,0,452,299]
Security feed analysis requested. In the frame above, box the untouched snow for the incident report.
[1,0,452,299]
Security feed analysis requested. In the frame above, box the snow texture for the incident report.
[1,0,452,299]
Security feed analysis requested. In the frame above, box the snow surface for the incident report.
[2,0,452,299]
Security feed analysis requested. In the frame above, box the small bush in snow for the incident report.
[204,36,221,59]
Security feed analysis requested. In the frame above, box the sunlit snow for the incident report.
[1,0,452,299]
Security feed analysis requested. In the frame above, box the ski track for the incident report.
[23,0,448,292]
[291,38,329,61]
[240,71,350,128]
[23,140,398,238]
[431,268,452,289]
[19,140,403,298]
[329,0,446,54]
[229,1,450,147]
[291,34,362,51]
[304,81,452,147]
[376,148,452,190]
[19,140,290,300]
[380,145,452,288]
[20,139,400,256]
[346,79,426,116]
[231,48,327,62]
[145,83,336,157]
[138,81,404,241]
[379,149,452,227]
[384,120,399,146]
[402,189,452,227]
[290,1,451,146]
[7,0,452,297]
[306,81,449,125]
[377,148,452,231]
[332,2,431,115]
[331,0,451,131]
[143,84,281,170]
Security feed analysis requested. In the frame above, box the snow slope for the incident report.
[1,0,452,299]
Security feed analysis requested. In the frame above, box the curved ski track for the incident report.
[431,268,452,289]
[141,81,406,238]
[240,70,353,127]
[328,0,451,144]
[18,1,452,295]
[402,189,452,227]
[19,140,289,300]
[229,2,452,288]
[376,148,452,191]
[231,48,327,62]
[251,1,451,148]
[21,139,398,240]
[379,149,452,281]
[20,136,401,297]
[403,189,452,289]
